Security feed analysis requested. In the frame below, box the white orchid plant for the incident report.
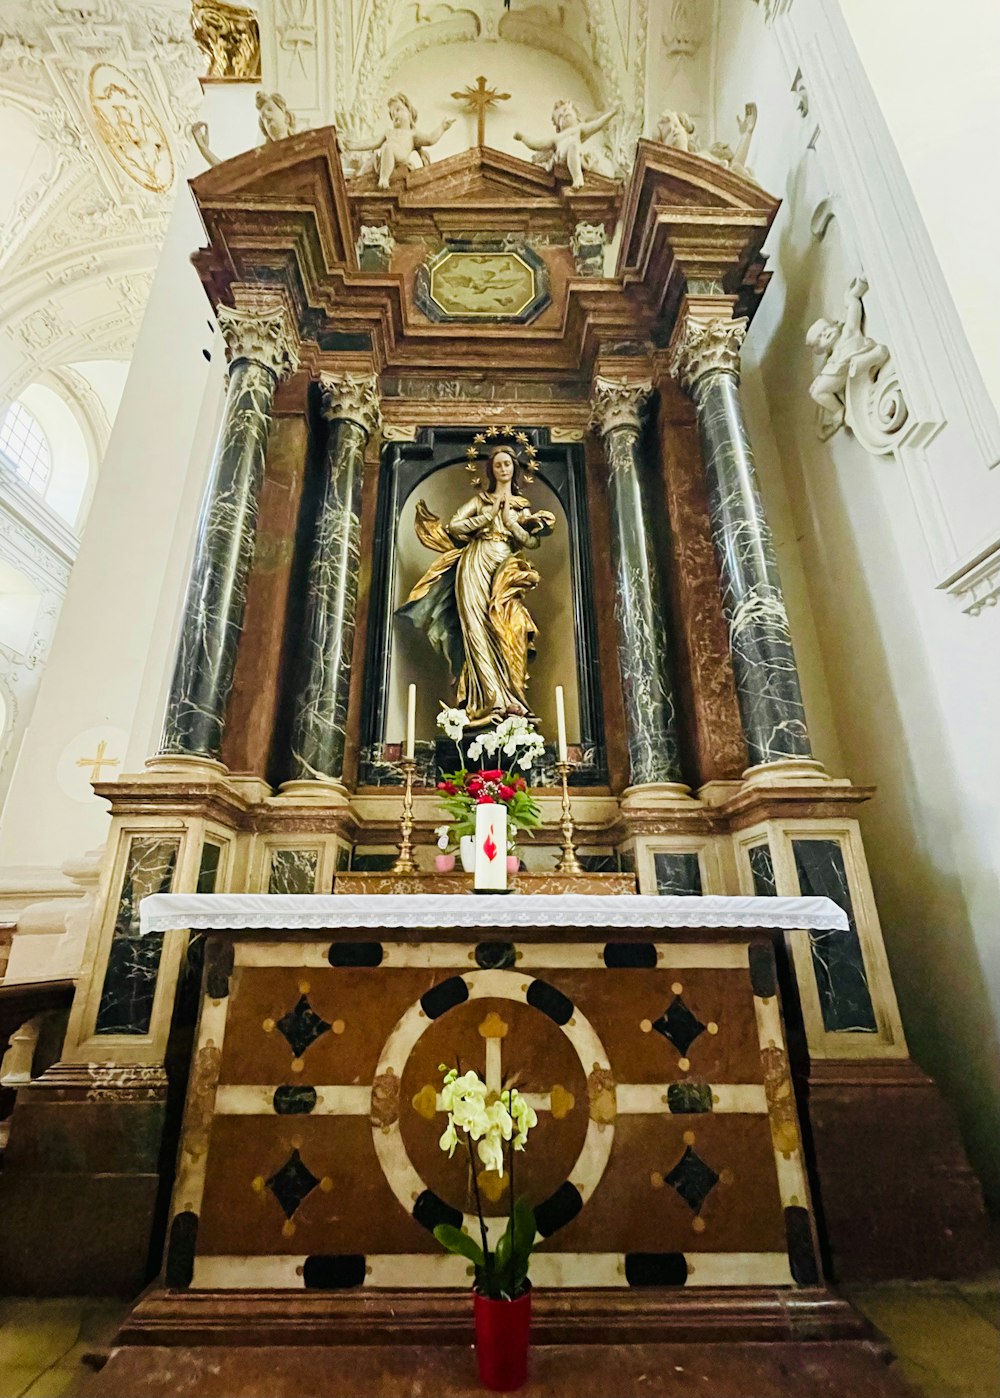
[432,1063,538,1301]
[434,708,545,851]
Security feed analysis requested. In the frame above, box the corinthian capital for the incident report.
[589,377,653,436]
[319,372,382,438]
[668,316,747,393]
[217,303,299,380]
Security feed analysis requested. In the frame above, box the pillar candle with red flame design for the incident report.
[474,800,508,892]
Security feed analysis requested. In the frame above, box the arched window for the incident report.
[0,401,51,493]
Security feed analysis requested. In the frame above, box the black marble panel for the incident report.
[290,417,366,783]
[159,359,278,759]
[196,840,223,894]
[792,839,877,1033]
[693,372,812,767]
[268,848,319,895]
[95,836,179,1035]
[604,425,683,786]
[653,851,702,897]
[748,843,777,898]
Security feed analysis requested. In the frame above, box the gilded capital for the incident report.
[589,377,653,436]
[319,372,382,438]
[668,316,747,393]
[217,304,300,380]
[191,0,261,81]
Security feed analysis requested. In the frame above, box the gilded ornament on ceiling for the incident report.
[87,63,174,194]
[191,0,261,81]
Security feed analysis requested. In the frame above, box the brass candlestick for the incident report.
[392,756,418,875]
[554,759,583,874]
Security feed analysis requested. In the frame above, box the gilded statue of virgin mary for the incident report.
[397,437,556,726]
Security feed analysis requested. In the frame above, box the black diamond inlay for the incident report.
[651,996,706,1056]
[266,1148,320,1219]
[665,1145,719,1213]
[276,995,331,1058]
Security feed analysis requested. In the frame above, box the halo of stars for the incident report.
[466,424,539,482]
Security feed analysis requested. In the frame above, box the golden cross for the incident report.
[451,74,511,148]
[76,740,120,783]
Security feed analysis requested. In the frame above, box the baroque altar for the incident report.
[0,121,990,1352]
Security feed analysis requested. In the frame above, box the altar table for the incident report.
[155,893,843,1302]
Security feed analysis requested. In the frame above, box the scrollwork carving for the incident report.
[191,0,261,80]
[806,277,909,452]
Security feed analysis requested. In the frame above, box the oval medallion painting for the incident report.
[88,63,174,194]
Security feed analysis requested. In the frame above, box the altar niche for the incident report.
[361,427,606,786]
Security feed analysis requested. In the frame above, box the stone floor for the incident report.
[0,1279,995,1398]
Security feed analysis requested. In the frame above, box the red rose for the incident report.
[476,793,495,805]
[442,781,458,795]
[480,768,504,782]
[499,785,515,801]
[467,777,483,794]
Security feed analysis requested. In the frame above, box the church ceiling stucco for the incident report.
[0,0,202,405]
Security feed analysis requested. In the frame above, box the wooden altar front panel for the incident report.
[166,929,820,1292]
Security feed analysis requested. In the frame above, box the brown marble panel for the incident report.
[546,1114,786,1255]
[221,412,310,776]
[332,872,636,896]
[558,967,763,1085]
[654,374,747,783]
[197,1115,438,1257]
[220,967,434,1086]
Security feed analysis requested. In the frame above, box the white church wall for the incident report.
[0,84,261,889]
[837,0,1000,420]
[712,0,1000,1202]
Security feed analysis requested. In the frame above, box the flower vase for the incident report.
[459,836,475,873]
[473,1287,531,1392]
[474,802,508,892]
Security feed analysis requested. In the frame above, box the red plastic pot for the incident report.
[473,1286,531,1392]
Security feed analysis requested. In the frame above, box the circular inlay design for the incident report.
[371,968,615,1238]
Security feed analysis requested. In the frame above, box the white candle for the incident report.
[555,685,568,763]
[405,683,416,760]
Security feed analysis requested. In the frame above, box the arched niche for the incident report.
[362,426,606,786]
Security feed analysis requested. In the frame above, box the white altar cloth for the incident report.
[138,892,847,936]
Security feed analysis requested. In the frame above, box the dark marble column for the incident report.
[286,373,380,791]
[590,378,686,792]
[670,317,817,772]
[158,301,299,760]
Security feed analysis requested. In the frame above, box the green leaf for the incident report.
[433,1225,485,1269]
[494,1227,512,1278]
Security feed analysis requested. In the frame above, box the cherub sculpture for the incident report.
[257,91,296,143]
[653,102,757,180]
[655,110,697,152]
[339,93,454,189]
[515,99,619,189]
[806,276,889,436]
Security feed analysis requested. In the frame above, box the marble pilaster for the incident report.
[285,373,380,794]
[669,318,817,774]
[590,378,686,794]
[157,301,299,761]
